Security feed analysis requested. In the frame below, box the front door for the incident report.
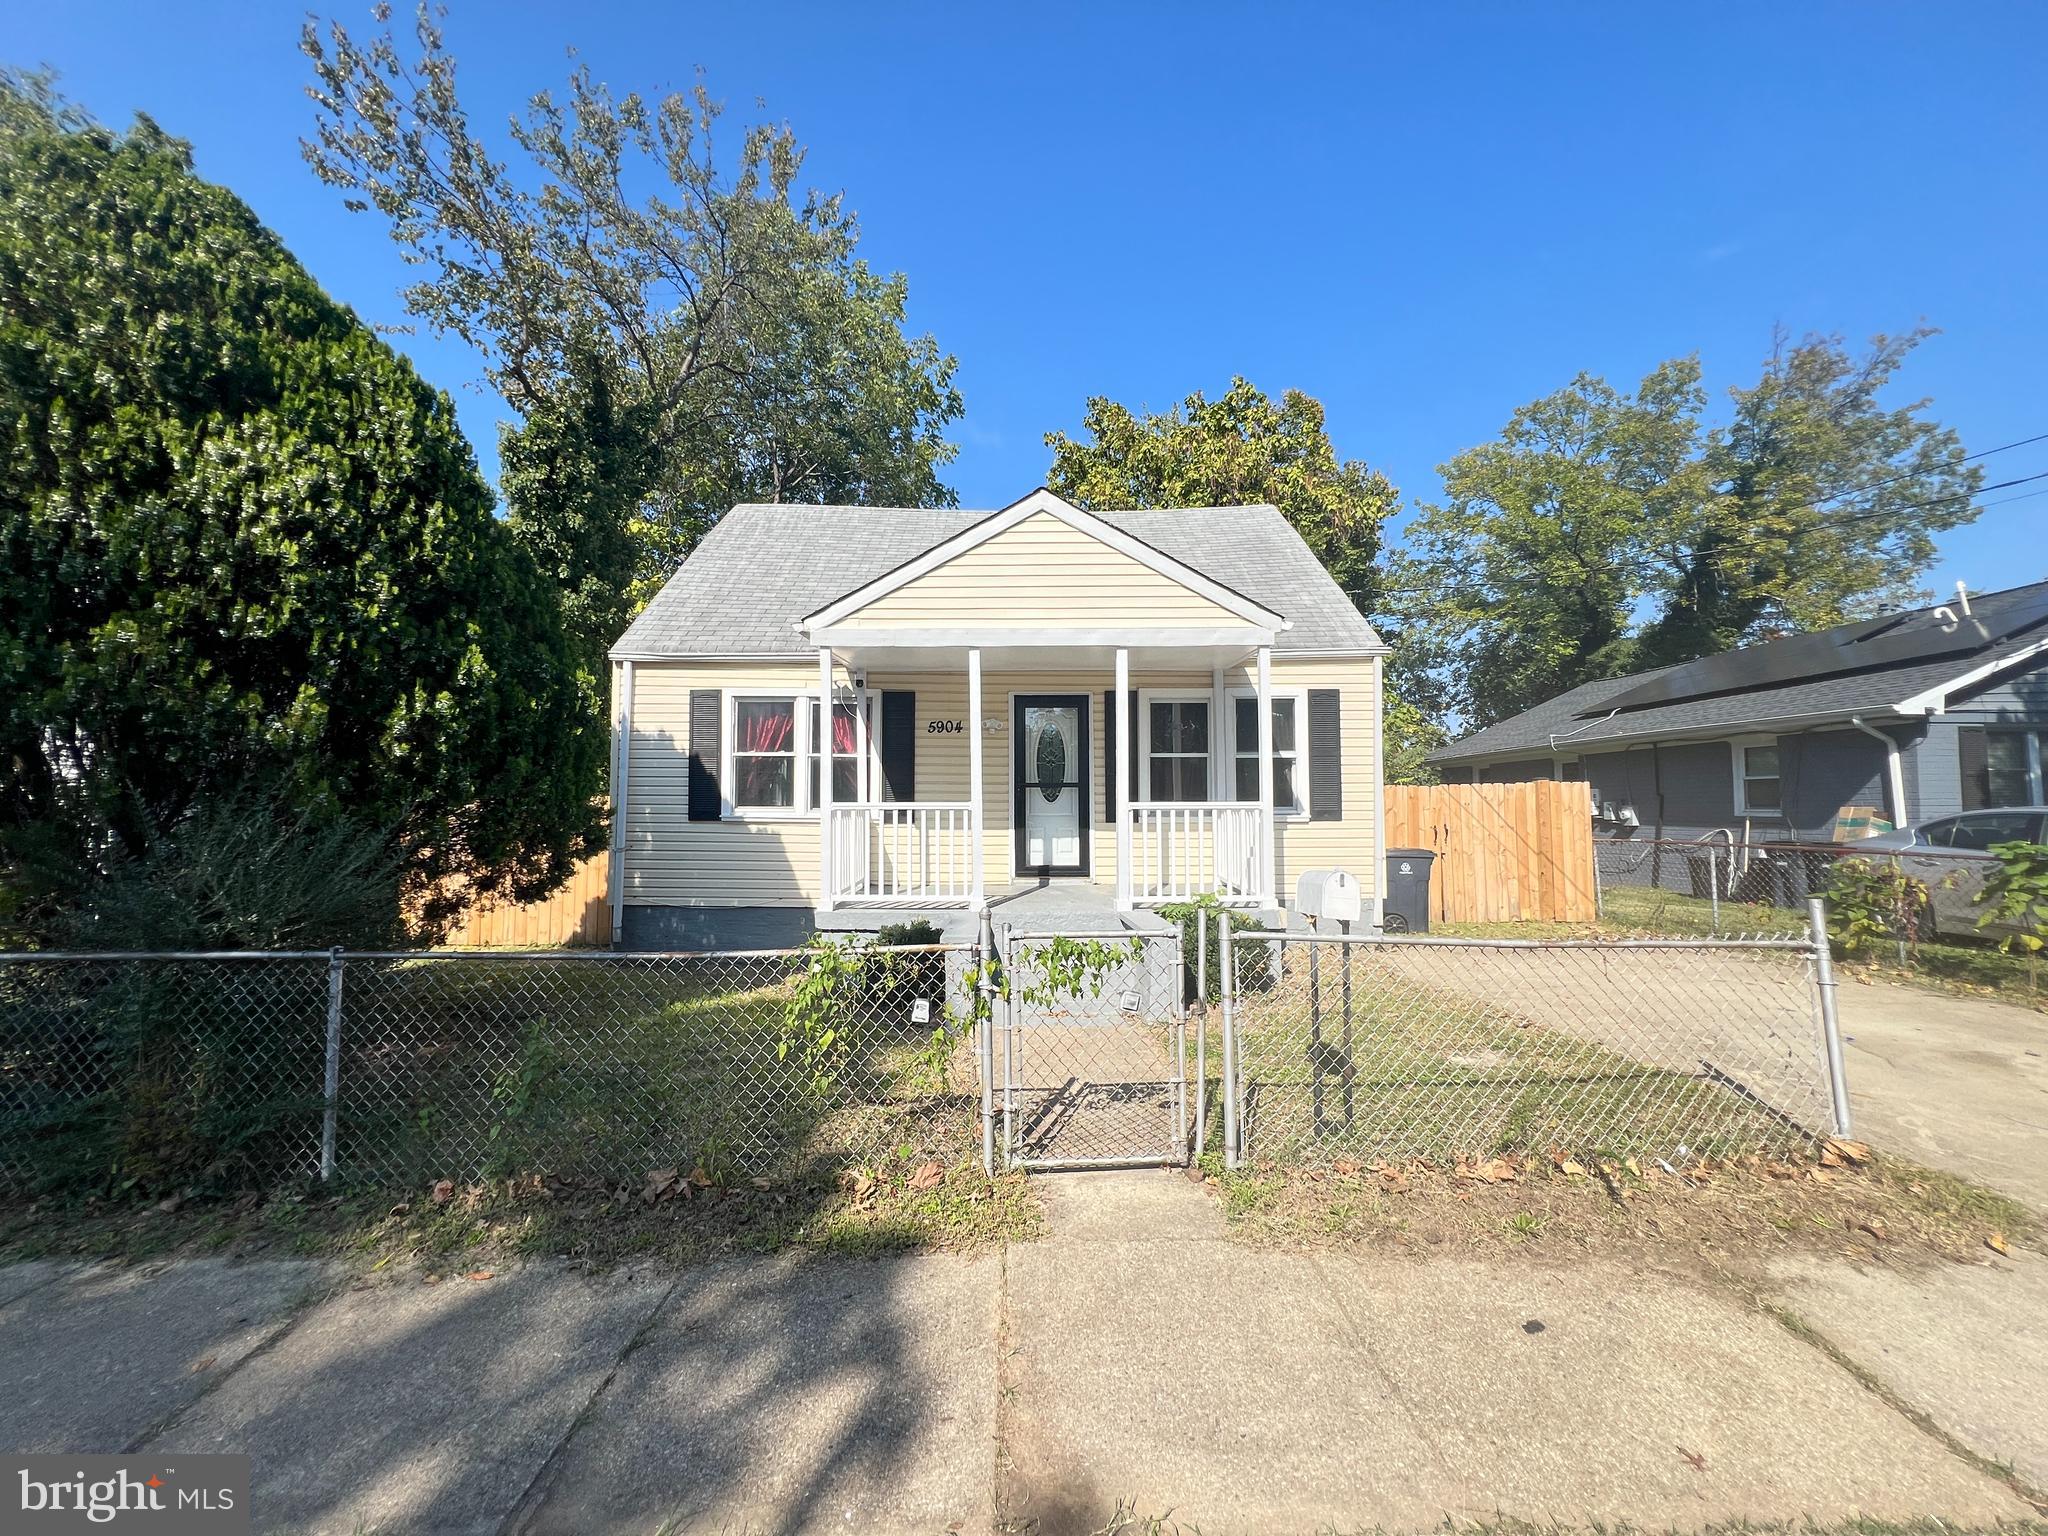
[1014,695,1090,877]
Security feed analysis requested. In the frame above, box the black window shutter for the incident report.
[880,691,916,802]
[687,689,722,821]
[1102,691,1116,822]
[1958,726,1989,811]
[1308,688,1343,821]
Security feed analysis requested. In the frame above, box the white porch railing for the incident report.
[827,803,978,904]
[1124,802,1265,905]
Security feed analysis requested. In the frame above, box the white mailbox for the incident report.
[1295,868,1362,926]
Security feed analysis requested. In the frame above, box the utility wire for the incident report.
[1807,428,2048,508]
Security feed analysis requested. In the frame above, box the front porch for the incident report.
[813,639,1288,914]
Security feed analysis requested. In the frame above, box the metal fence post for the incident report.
[320,947,344,1182]
[1806,897,1853,1137]
[1709,847,1720,935]
[1220,914,1239,1170]
[1196,912,1208,1007]
[976,908,996,1177]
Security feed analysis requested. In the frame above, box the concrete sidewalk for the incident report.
[0,1175,2040,1534]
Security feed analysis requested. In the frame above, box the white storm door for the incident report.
[1017,698,1088,874]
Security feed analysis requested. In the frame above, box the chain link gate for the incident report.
[986,927,1192,1170]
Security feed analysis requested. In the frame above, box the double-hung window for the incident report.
[732,698,799,811]
[1986,731,2042,807]
[1144,698,1212,801]
[1733,739,1782,815]
[807,697,865,806]
[729,693,870,815]
[1230,692,1306,815]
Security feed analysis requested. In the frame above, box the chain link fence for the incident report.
[1592,836,2020,961]
[0,945,978,1194]
[1219,921,1846,1170]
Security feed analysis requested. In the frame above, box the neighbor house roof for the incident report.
[1429,577,2048,766]
[611,496,1386,658]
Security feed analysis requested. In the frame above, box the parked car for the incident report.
[1846,807,2048,939]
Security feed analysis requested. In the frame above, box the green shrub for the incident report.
[1826,856,1931,956]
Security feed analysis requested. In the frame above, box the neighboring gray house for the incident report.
[1428,580,2048,844]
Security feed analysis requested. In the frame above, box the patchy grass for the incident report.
[1203,1144,2039,1274]
[1229,946,1814,1166]
[0,1148,1040,1273]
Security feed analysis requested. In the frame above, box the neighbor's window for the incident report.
[1986,731,2038,807]
[1736,742,1781,813]
[1146,699,1211,801]
[806,697,865,805]
[733,698,798,809]
[1233,694,1304,814]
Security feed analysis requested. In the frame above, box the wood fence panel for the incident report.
[1386,782,1595,925]
[439,851,612,948]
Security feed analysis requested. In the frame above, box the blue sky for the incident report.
[13,2,2047,600]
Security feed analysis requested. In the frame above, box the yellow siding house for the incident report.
[607,488,1389,947]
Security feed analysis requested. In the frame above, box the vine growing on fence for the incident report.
[1826,857,1931,957]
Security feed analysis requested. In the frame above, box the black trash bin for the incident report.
[1383,848,1436,933]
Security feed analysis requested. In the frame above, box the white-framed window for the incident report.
[725,691,872,818]
[1227,689,1308,816]
[731,696,800,813]
[1986,730,2044,807]
[807,695,868,806]
[1139,692,1213,802]
[1732,737,1782,815]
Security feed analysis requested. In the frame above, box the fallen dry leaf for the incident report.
[641,1168,681,1205]
[388,1201,412,1217]
[1854,1218,1889,1243]
[465,1270,494,1282]
[1333,1158,1361,1176]
[189,1355,217,1375]
[1987,1232,2011,1257]
[749,1177,774,1191]
[430,1179,455,1206]
[422,1273,442,1286]
[1823,1137,1872,1166]
[1677,1446,1707,1472]
[687,1165,713,1188]
[908,1160,945,1192]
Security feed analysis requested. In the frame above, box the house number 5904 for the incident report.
[926,720,964,734]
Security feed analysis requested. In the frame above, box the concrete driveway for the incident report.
[1837,977,2048,1208]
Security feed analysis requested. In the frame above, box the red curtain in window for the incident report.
[740,707,793,753]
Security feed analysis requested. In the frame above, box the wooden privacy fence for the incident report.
[1387,781,1597,925]
[437,851,612,948]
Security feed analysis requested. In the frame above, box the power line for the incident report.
[1810,428,2048,508]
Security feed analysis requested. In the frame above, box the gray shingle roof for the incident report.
[611,501,1386,657]
[1430,579,2048,764]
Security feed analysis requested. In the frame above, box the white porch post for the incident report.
[1115,647,1132,910]
[967,647,985,905]
[1210,663,1227,802]
[817,646,835,913]
[1256,645,1276,909]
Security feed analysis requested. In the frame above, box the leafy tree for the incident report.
[301,6,962,619]
[1046,377,1398,613]
[1046,376,1421,770]
[1392,335,1983,729]
[1635,328,1982,665]
[0,75,606,930]
[1390,360,1711,726]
